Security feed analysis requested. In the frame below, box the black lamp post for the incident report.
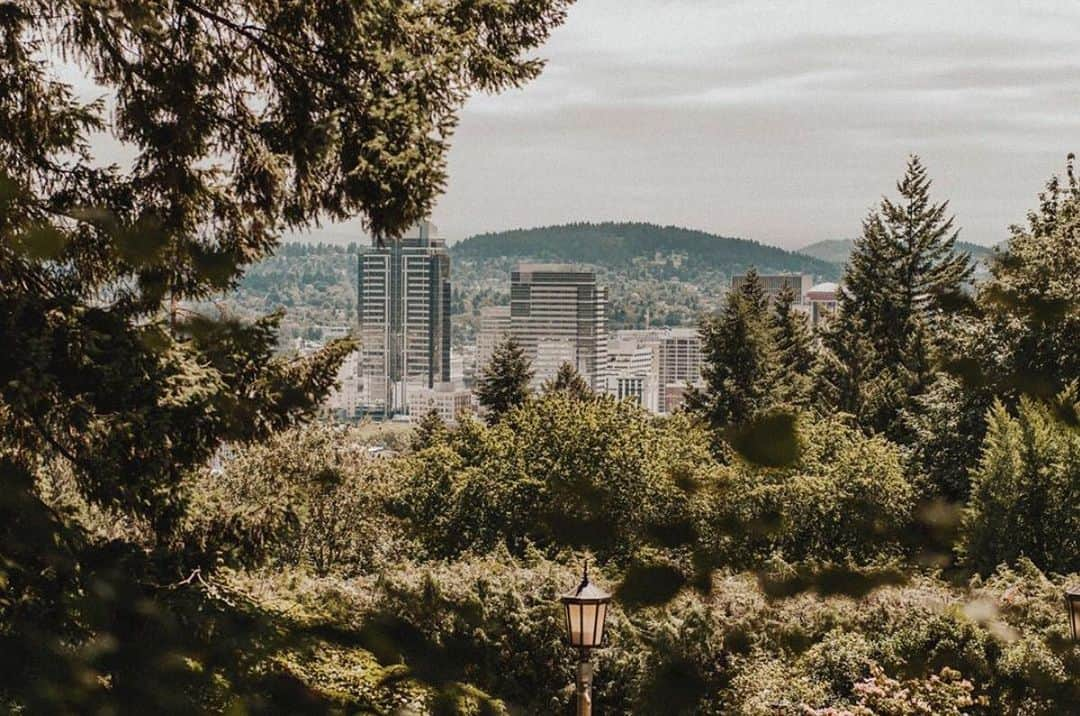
[561,562,611,716]
[1066,588,1080,641]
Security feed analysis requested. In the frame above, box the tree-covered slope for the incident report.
[452,222,839,279]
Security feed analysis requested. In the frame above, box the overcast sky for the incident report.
[81,1,1080,249]
[412,0,1080,249]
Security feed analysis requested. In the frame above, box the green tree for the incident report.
[901,371,996,501]
[0,0,571,710]
[770,283,814,405]
[737,266,769,315]
[400,394,708,562]
[182,424,409,575]
[543,361,593,401]
[687,271,777,431]
[979,153,1080,399]
[411,408,449,451]
[476,337,534,423]
[815,312,908,435]
[816,156,972,435]
[902,155,1080,501]
[700,415,915,567]
[883,156,972,358]
[960,392,1080,575]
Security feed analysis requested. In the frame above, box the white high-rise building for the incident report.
[509,264,608,390]
[534,338,578,386]
[604,337,659,412]
[358,221,451,417]
[475,305,511,375]
[323,349,362,422]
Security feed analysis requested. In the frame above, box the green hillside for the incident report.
[452,222,839,279]
[800,237,996,266]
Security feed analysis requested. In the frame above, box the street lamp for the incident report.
[561,562,611,716]
[1066,588,1080,641]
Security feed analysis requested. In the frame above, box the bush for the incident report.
[182,424,413,574]
[701,415,915,567]
[398,394,710,562]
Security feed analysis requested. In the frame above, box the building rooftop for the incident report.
[807,281,839,295]
[514,262,584,274]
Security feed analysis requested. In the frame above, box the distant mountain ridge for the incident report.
[451,222,839,279]
[800,238,996,267]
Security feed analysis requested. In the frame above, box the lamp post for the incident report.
[1066,588,1080,642]
[561,562,611,716]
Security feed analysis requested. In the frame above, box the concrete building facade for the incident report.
[609,327,704,413]
[731,273,814,303]
[509,264,608,390]
[475,305,511,376]
[357,221,451,417]
[408,381,474,425]
[805,282,840,329]
[603,337,660,412]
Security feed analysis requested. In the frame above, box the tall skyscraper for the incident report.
[475,305,511,374]
[509,263,607,389]
[656,328,702,392]
[358,221,451,416]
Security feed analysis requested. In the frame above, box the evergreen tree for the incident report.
[687,273,777,430]
[737,266,769,315]
[411,408,449,451]
[903,154,1080,501]
[814,306,908,434]
[770,283,814,405]
[879,156,972,380]
[961,393,1080,575]
[980,153,1080,399]
[815,156,972,435]
[476,337,534,423]
[543,362,593,401]
[0,0,570,710]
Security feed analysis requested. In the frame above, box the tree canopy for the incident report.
[475,336,533,423]
[0,0,573,710]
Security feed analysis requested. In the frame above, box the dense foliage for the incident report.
[0,0,573,711]
[961,396,1080,576]
[543,361,595,401]
[3,0,1079,711]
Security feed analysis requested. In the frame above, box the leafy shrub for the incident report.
[398,395,709,562]
[182,424,413,574]
[845,664,975,716]
[701,415,915,567]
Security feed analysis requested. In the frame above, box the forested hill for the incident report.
[451,222,839,279]
[800,237,996,267]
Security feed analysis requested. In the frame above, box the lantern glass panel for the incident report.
[565,602,609,648]
[595,603,607,645]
